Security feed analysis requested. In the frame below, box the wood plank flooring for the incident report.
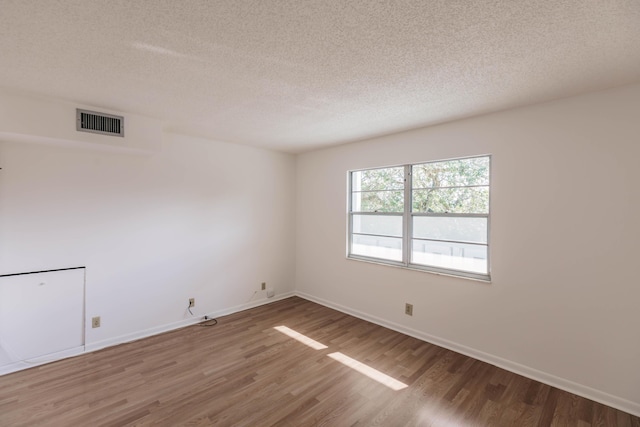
[0,296,638,426]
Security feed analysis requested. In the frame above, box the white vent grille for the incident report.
[76,109,124,137]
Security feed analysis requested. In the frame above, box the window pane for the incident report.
[352,167,404,192]
[412,187,489,214]
[413,216,487,244]
[411,240,487,274]
[352,190,404,212]
[351,234,402,261]
[348,156,491,280]
[353,214,402,237]
[412,157,489,189]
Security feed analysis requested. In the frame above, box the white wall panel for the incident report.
[0,268,84,368]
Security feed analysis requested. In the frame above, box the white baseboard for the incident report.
[202,291,295,320]
[0,346,85,376]
[295,291,640,418]
[85,291,295,353]
[84,317,200,353]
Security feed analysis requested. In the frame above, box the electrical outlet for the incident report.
[189,298,195,308]
[92,316,101,328]
[405,303,413,316]
[261,282,266,290]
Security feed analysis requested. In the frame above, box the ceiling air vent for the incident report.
[76,109,124,137]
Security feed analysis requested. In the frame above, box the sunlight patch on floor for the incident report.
[274,326,407,391]
[328,352,408,391]
[274,326,328,350]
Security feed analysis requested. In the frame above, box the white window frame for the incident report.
[348,155,491,281]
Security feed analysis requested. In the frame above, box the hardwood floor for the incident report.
[1,296,638,426]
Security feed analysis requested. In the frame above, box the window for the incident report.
[348,155,490,281]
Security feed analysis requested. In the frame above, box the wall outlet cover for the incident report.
[405,303,413,316]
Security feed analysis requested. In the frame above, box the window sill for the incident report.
[346,255,492,283]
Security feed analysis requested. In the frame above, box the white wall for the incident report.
[295,83,640,414]
[0,98,296,350]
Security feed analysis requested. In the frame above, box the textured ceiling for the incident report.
[1,1,639,153]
